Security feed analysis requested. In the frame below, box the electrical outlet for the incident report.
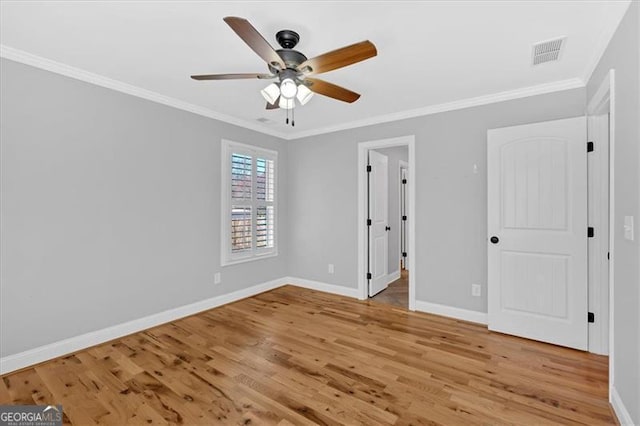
[471,283,481,297]
[328,264,335,274]
[624,216,634,241]
[214,272,221,285]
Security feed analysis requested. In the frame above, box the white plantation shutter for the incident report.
[231,206,252,252]
[231,153,252,200]
[256,157,275,250]
[222,141,277,264]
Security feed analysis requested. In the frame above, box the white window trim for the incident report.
[221,139,278,266]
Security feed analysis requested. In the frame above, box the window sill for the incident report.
[221,251,278,267]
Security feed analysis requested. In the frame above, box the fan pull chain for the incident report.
[285,107,289,125]
[292,106,295,127]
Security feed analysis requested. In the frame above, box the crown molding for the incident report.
[286,78,586,139]
[0,45,290,140]
[2,44,587,142]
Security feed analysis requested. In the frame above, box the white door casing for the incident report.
[400,163,409,271]
[488,116,588,351]
[369,150,389,296]
[357,135,416,310]
[587,114,610,355]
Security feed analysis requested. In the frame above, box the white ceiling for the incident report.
[0,1,630,139]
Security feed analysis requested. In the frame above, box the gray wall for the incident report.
[0,59,289,357]
[373,146,408,275]
[587,2,640,422]
[288,88,586,312]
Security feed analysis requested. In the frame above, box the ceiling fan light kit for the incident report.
[191,16,377,127]
[296,84,314,105]
[260,83,280,105]
[279,78,298,99]
[278,97,295,110]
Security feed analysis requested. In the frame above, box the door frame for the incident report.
[399,160,409,271]
[358,135,416,309]
[587,69,615,402]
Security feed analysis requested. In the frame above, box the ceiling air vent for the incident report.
[532,37,565,65]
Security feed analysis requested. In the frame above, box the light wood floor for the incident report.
[371,270,408,309]
[1,285,614,425]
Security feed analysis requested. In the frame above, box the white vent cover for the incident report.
[532,37,565,65]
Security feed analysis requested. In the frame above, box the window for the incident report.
[222,140,277,265]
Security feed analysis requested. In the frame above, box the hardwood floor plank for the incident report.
[0,285,615,425]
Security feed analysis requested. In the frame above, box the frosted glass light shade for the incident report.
[280,78,298,99]
[296,84,314,105]
[260,83,280,104]
[279,97,295,110]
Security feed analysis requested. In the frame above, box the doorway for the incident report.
[357,136,416,310]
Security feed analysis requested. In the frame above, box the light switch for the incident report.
[624,216,634,241]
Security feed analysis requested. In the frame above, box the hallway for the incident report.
[370,269,408,308]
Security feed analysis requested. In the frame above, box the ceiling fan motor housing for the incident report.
[270,49,307,74]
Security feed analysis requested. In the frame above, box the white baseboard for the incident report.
[0,277,287,375]
[0,276,363,374]
[285,276,360,299]
[611,386,635,425]
[386,270,401,285]
[414,300,488,325]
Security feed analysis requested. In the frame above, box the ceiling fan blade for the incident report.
[191,73,274,80]
[298,41,377,75]
[266,96,281,110]
[304,78,361,103]
[223,17,285,69]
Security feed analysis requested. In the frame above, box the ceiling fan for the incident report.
[191,17,377,126]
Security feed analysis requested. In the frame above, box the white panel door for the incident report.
[488,116,588,350]
[369,150,389,296]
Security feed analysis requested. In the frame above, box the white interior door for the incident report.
[488,116,588,350]
[369,150,389,296]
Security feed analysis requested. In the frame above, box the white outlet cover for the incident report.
[328,264,335,274]
[471,284,481,297]
[624,216,634,241]
[214,272,221,284]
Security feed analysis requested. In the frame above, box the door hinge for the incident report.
[402,215,407,221]
[366,272,372,280]
[402,252,407,258]
[587,141,594,152]
[366,165,372,172]
[367,218,372,226]
[588,227,594,238]
[588,312,595,323]
[402,178,407,184]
